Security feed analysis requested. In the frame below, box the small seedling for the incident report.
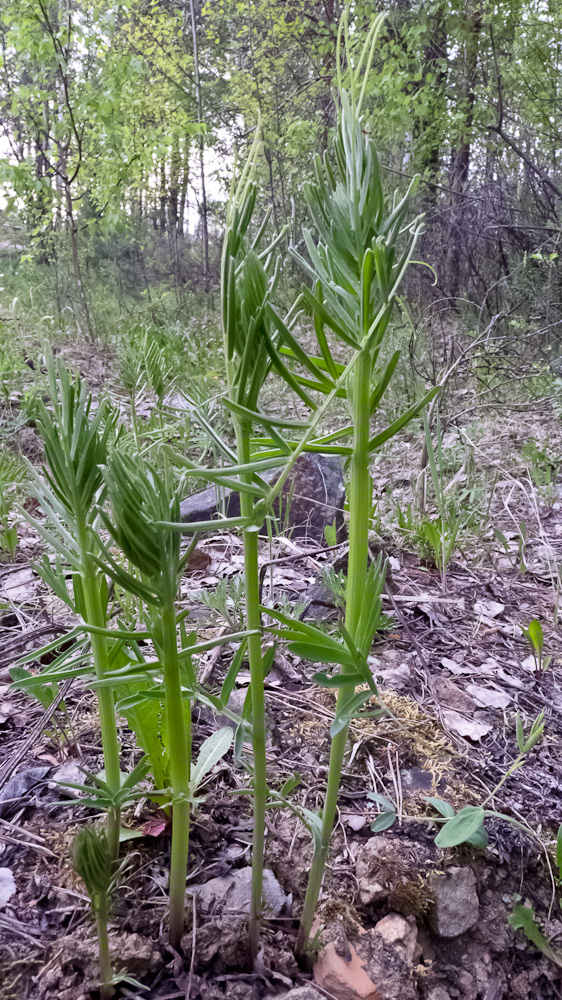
[73,827,115,999]
[521,619,551,675]
[509,898,562,968]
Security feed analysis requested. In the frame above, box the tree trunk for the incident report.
[445,1,482,301]
[169,132,181,234]
[189,0,210,292]
[159,158,167,232]
[178,135,190,237]
[63,176,93,340]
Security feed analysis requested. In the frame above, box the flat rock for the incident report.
[313,940,381,1000]
[0,766,50,816]
[400,766,440,795]
[428,866,479,938]
[354,929,418,1000]
[180,454,345,544]
[195,867,287,917]
[374,913,417,965]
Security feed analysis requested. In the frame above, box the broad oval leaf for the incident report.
[371,811,397,832]
[434,806,486,848]
[465,825,489,849]
[526,619,544,655]
[367,792,395,811]
[425,796,455,819]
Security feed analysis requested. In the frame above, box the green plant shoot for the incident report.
[73,827,115,999]
[521,619,551,674]
[95,453,193,947]
[22,349,122,861]
[264,12,440,958]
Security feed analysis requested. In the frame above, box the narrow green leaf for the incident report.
[369,386,440,452]
[190,728,233,790]
[313,671,366,687]
[289,641,355,666]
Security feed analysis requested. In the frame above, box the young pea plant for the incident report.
[92,453,194,948]
[164,128,321,964]
[19,350,123,861]
[93,454,236,948]
[262,12,439,959]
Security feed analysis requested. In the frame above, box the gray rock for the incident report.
[356,834,433,906]
[428,866,479,938]
[0,766,50,816]
[374,912,418,965]
[400,767,444,795]
[180,454,345,544]
[195,867,287,917]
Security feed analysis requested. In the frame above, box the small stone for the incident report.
[374,913,417,965]
[399,767,436,794]
[275,989,323,1000]
[313,941,381,1000]
[0,868,16,907]
[343,812,367,832]
[355,835,432,907]
[111,932,160,977]
[427,989,451,1000]
[195,867,287,917]
[428,867,479,938]
[354,929,418,1000]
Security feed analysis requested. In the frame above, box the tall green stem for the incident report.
[96,895,114,1000]
[161,596,191,948]
[236,421,267,966]
[296,349,372,958]
[78,522,122,864]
